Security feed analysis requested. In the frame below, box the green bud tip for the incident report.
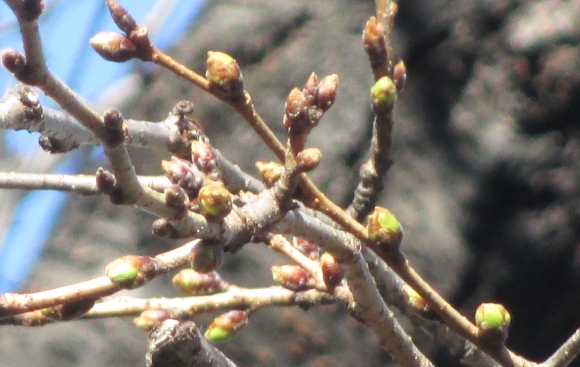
[205,326,232,342]
[475,303,511,330]
[106,258,138,286]
[371,76,397,107]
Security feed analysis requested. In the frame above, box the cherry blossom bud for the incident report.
[134,309,172,331]
[255,161,283,188]
[302,72,318,105]
[172,269,225,295]
[161,157,203,195]
[105,255,156,289]
[90,31,137,63]
[272,265,313,291]
[296,148,322,172]
[1,49,26,77]
[95,167,117,194]
[205,310,248,342]
[371,76,397,111]
[102,108,127,146]
[367,207,403,253]
[164,185,189,212]
[191,140,218,176]
[392,59,407,91]
[206,51,244,100]
[475,303,511,343]
[198,182,232,219]
[284,88,309,133]
[190,240,224,273]
[362,17,387,62]
[106,0,137,34]
[316,74,339,112]
[320,253,343,290]
[151,218,179,239]
[293,238,320,260]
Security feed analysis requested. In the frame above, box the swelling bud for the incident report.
[366,207,403,253]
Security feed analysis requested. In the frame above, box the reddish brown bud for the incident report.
[42,299,95,321]
[302,72,319,105]
[151,218,179,239]
[102,108,127,146]
[95,167,117,194]
[393,59,407,91]
[191,140,218,176]
[198,182,232,218]
[272,265,313,291]
[296,148,322,172]
[206,51,244,99]
[255,161,283,188]
[363,16,388,76]
[367,207,403,253]
[106,0,137,34]
[190,240,224,273]
[161,157,203,195]
[172,269,225,295]
[320,253,343,290]
[134,309,172,331]
[285,88,309,122]
[205,310,248,341]
[105,255,156,289]
[293,238,320,260]
[164,185,189,211]
[316,74,339,112]
[1,49,26,77]
[90,31,137,63]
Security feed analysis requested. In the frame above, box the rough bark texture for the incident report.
[1,0,579,366]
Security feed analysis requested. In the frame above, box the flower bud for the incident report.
[1,49,26,77]
[105,255,156,289]
[366,207,403,253]
[316,74,339,112]
[161,157,203,196]
[96,167,117,194]
[393,59,407,91]
[172,269,225,295]
[42,299,95,321]
[191,140,218,176]
[284,88,309,133]
[151,218,179,238]
[320,253,343,290]
[164,185,189,212]
[371,76,397,111]
[205,310,248,342]
[272,265,313,291]
[362,17,387,62]
[90,31,137,63]
[134,309,172,331]
[190,240,224,273]
[302,72,318,106]
[206,51,244,99]
[198,182,232,218]
[102,108,127,146]
[402,285,431,316]
[293,238,319,260]
[106,0,137,34]
[255,161,283,188]
[475,303,511,343]
[296,148,322,172]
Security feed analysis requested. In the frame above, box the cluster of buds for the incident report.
[272,265,314,291]
[41,299,95,321]
[172,269,227,295]
[320,253,343,291]
[205,310,249,342]
[366,206,404,253]
[283,73,339,137]
[133,309,172,331]
[206,51,244,100]
[105,255,157,289]
[161,156,204,199]
[190,140,219,180]
[189,240,225,273]
[475,303,511,344]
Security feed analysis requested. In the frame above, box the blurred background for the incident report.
[1,0,579,367]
